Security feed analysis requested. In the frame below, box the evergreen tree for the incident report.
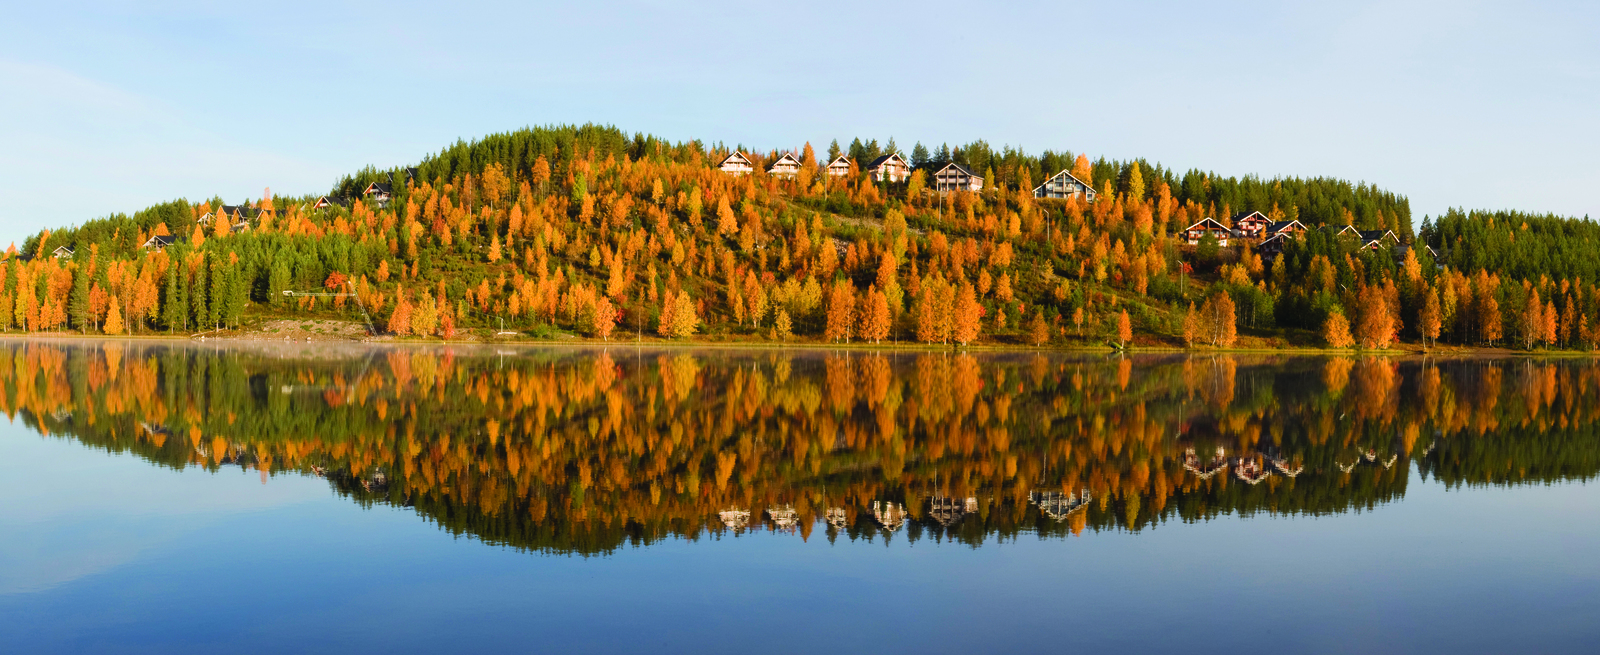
[69,268,89,332]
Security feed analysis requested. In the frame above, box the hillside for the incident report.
[6,123,1590,351]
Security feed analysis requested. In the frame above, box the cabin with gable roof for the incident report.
[864,153,911,183]
[1033,169,1097,201]
[141,234,177,252]
[52,245,74,259]
[766,152,802,178]
[1231,211,1273,238]
[1181,218,1232,246]
[1265,219,1306,238]
[363,181,393,208]
[717,151,754,176]
[824,155,852,178]
[934,162,983,193]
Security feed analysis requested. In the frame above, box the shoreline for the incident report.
[0,331,1593,358]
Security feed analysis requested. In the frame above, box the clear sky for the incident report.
[2,1,1595,247]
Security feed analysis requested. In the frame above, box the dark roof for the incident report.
[1232,210,1270,223]
[938,162,977,177]
[364,182,393,195]
[718,151,752,166]
[826,155,852,167]
[143,234,178,247]
[865,153,908,169]
[406,167,419,180]
[220,205,247,218]
[1267,220,1303,232]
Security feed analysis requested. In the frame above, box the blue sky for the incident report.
[2,1,1595,247]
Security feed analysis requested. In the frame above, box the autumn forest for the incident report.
[11,123,1598,351]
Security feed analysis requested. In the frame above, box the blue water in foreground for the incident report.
[3,425,1596,654]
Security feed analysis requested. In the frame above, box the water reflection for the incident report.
[7,341,1598,555]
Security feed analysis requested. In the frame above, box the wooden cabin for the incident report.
[717,151,754,176]
[864,153,911,182]
[363,182,393,208]
[1033,168,1096,201]
[141,234,177,252]
[766,152,802,178]
[933,162,983,193]
[824,155,853,178]
[1181,218,1232,246]
[1258,232,1290,256]
[52,245,73,259]
[1231,211,1273,238]
[1265,219,1306,238]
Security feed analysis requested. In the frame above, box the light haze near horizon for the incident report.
[2,0,1595,248]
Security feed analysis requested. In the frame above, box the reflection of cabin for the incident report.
[1231,211,1272,238]
[142,234,177,252]
[52,245,74,259]
[766,153,802,178]
[929,496,978,527]
[1181,218,1231,246]
[933,162,983,193]
[718,508,752,529]
[717,151,754,176]
[825,155,852,177]
[766,505,799,530]
[825,507,849,529]
[1183,447,1229,479]
[1028,489,1092,521]
[864,153,911,182]
[361,468,388,492]
[871,501,907,531]
[1234,457,1272,485]
[1271,458,1303,478]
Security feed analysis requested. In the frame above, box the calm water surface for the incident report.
[0,341,1597,653]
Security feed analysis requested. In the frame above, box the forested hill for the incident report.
[5,122,1589,351]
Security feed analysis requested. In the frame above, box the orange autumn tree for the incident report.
[102,297,124,335]
[858,285,890,344]
[953,281,982,346]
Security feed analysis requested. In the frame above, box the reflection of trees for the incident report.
[8,342,1600,556]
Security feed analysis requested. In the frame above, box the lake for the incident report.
[0,341,1596,653]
